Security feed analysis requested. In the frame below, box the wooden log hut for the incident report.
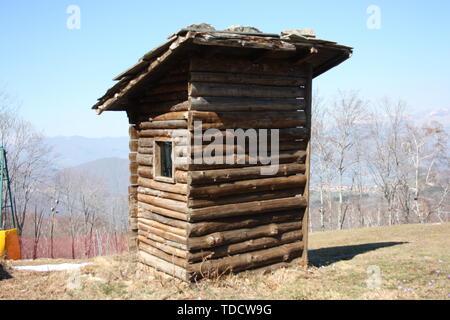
[91,24,352,281]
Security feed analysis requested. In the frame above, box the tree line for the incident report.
[310,91,449,231]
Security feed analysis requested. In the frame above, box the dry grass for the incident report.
[1,222,449,300]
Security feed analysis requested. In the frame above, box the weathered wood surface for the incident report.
[138,177,188,195]
[138,235,187,259]
[140,120,187,129]
[139,251,189,282]
[190,72,306,87]
[188,220,302,250]
[188,242,304,277]
[137,186,187,202]
[189,110,306,129]
[189,175,306,198]
[188,188,302,209]
[187,230,303,262]
[188,163,306,185]
[138,201,188,221]
[189,196,307,221]
[190,56,308,77]
[190,96,305,112]
[189,82,305,99]
[188,210,304,237]
[136,154,153,166]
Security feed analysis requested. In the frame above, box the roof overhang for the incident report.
[92,30,352,114]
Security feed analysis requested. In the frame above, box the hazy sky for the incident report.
[1,0,449,137]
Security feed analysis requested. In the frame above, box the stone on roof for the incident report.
[186,23,216,31]
[224,25,262,33]
[281,28,316,40]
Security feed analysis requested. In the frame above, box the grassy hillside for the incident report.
[1,223,449,300]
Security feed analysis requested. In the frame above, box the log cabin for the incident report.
[91,24,352,281]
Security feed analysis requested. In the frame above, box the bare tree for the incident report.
[328,91,365,229]
[31,206,46,259]
[366,98,408,225]
[403,121,449,223]
[0,90,54,235]
[311,92,335,230]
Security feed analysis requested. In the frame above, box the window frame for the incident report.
[153,138,175,184]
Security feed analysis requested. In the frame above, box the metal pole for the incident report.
[0,147,5,229]
[3,148,16,228]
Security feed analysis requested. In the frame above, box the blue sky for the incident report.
[0,0,449,137]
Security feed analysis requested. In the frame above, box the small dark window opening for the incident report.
[157,141,173,178]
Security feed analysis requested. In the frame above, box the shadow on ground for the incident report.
[309,242,407,267]
[0,264,13,280]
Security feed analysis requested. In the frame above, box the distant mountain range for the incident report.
[419,108,450,128]
[45,136,129,168]
[44,136,130,195]
[64,157,129,195]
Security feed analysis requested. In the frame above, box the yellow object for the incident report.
[0,230,5,258]
[0,228,21,260]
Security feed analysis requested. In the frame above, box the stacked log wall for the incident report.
[129,56,312,281]
[183,55,311,279]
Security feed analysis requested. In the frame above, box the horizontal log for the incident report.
[139,120,188,130]
[138,221,187,245]
[188,230,303,262]
[188,210,304,237]
[189,174,306,198]
[138,201,188,221]
[189,82,305,99]
[189,196,307,221]
[190,142,307,158]
[145,82,187,96]
[190,111,306,129]
[159,73,189,84]
[136,154,153,166]
[190,96,304,112]
[153,111,188,121]
[190,72,306,87]
[138,177,188,195]
[188,242,304,278]
[138,129,190,138]
[184,149,307,170]
[138,194,187,213]
[193,127,308,142]
[137,186,187,203]
[188,220,301,250]
[137,165,153,178]
[138,217,186,237]
[138,147,153,154]
[138,138,153,147]
[139,242,187,268]
[190,56,308,77]
[188,163,306,185]
[139,91,187,104]
[188,188,303,209]
[139,251,189,282]
[138,235,187,259]
[138,229,187,250]
[139,210,189,230]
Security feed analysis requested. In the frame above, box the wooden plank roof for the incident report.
[92,29,352,114]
